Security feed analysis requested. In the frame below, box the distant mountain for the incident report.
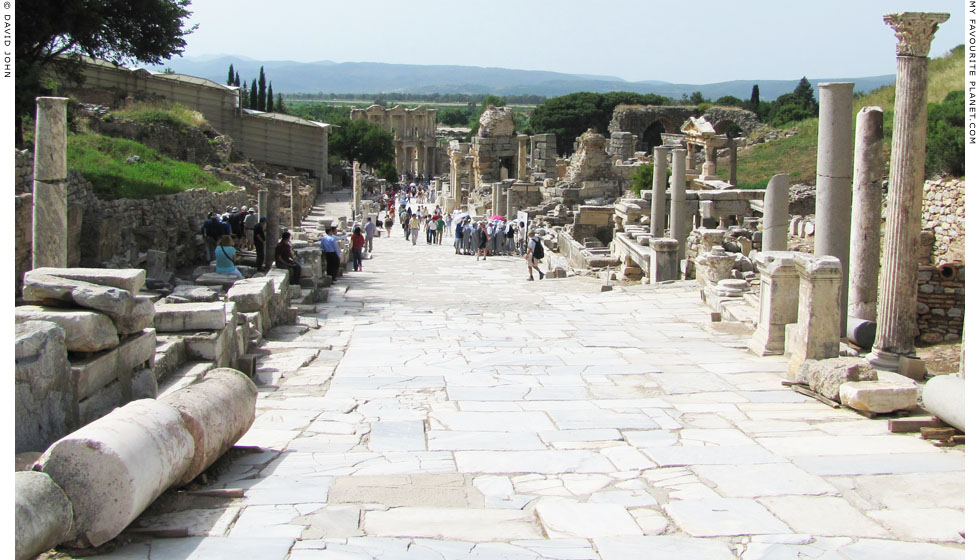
[153,55,896,101]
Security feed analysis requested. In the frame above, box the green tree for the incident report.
[234,71,240,87]
[925,90,965,177]
[748,84,760,114]
[714,95,743,108]
[258,66,267,111]
[766,93,812,126]
[14,0,195,146]
[249,79,258,110]
[227,63,235,86]
[437,107,470,126]
[275,93,287,114]
[689,91,705,104]
[266,83,274,112]
[332,119,395,170]
[793,77,817,113]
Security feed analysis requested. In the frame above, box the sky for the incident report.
[172,0,968,83]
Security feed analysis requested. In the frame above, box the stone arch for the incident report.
[640,119,668,152]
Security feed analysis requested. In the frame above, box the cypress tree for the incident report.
[258,66,267,112]
[234,72,240,87]
[276,93,286,113]
[250,79,258,110]
[266,83,274,112]
[227,63,235,85]
[749,85,760,112]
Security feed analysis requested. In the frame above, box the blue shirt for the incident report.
[215,245,237,274]
[319,233,346,255]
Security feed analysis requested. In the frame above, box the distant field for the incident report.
[284,98,538,110]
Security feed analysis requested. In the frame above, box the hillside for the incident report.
[717,45,965,188]
[154,55,895,101]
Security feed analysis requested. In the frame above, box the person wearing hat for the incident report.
[243,207,258,250]
[254,217,268,271]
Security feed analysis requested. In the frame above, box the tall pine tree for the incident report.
[793,77,816,114]
[266,83,274,112]
[227,63,235,86]
[258,66,267,112]
[250,79,258,110]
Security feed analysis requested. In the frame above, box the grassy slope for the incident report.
[717,45,965,188]
[67,101,230,199]
[68,134,230,199]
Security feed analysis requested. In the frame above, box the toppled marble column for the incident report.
[651,146,670,237]
[15,471,73,560]
[849,107,885,321]
[815,82,854,336]
[15,321,75,454]
[38,399,195,547]
[669,149,689,262]
[762,174,790,251]
[870,12,949,372]
[649,238,679,282]
[748,251,800,356]
[33,97,69,269]
[160,368,257,486]
[786,254,842,377]
[921,374,965,431]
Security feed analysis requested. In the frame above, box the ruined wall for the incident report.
[609,105,763,152]
[90,118,231,167]
[921,178,965,265]
[916,264,964,344]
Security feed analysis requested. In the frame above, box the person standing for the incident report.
[320,225,346,281]
[505,221,516,254]
[526,229,546,281]
[202,211,222,262]
[409,213,421,245]
[276,230,302,285]
[254,217,268,271]
[243,207,259,250]
[436,215,445,245]
[454,219,465,254]
[517,221,527,255]
[363,217,376,255]
[350,226,365,272]
[477,222,489,260]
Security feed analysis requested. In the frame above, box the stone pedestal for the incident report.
[669,149,689,262]
[649,238,679,282]
[870,12,949,371]
[849,106,884,321]
[749,251,800,356]
[33,97,69,269]
[815,82,854,337]
[762,174,790,251]
[651,146,669,237]
[786,254,842,376]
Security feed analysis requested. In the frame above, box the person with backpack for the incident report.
[454,219,465,254]
[526,230,546,281]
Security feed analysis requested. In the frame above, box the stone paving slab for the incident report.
[112,193,964,559]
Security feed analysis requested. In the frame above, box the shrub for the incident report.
[111,101,207,129]
[925,90,965,177]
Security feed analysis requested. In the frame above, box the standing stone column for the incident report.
[762,173,790,251]
[289,177,296,229]
[257,189,268,221]
[491,183,501,217]
[701,145,717,179]
[870,12,949,371]
[266,184,280,267]
[685,143,696,173]
[814,82,854,336]
[669,148,689,262]
[352,161,361,219]
[849,106,885,321]
[505,188,512,220]
[517,134,528,180]
[728,137,738,186]
[651,146,670,237]
[32,97,69,269]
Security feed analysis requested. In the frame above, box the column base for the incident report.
[867,348,904,372]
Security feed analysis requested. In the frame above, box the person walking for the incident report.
[409,213,420,245]
[363,217,376,255]
[384,214,394,238]
[275,230,302,285]
[320,225,346,281]
[427,215,438,245]
[436,215,445,245]
[253,217,268,271]
[526,229,546,281]
[350,226,365,272]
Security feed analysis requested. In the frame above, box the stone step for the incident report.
[152,336,188,381]
[153,302,227,332]
[71,329,157,401]
[157,361,214,398]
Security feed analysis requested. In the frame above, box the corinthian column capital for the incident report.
[883,12,949,57]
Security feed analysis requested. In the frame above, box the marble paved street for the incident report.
[98,198,964,559]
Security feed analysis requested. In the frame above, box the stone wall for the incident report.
[921,178,965,265]
[916,264,964,345]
